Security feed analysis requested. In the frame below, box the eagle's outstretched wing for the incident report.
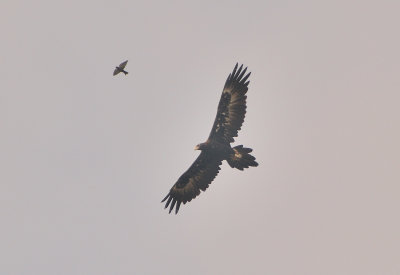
[119,60,128,69]
[162,152,223,214]
[208,63,251,143]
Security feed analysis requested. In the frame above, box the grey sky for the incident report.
[1,1,400,274]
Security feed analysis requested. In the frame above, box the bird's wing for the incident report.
[208,63,251,143]
[162,151,223,214]
[119,60,128,69]
[113,68,120,76]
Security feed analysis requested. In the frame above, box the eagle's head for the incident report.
[194,143,207,151]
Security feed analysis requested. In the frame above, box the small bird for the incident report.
[113,60,128,76]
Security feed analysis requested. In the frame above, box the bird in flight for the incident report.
[113,60,128,76]
[162,63,258,214]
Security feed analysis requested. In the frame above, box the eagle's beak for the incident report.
[194,145,200,150]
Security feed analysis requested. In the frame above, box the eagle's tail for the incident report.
[227,145,258,170]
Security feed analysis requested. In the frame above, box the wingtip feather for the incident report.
[232,63,238,78]
[236,64,243,78]
[241,72,251,85]
[237,67,247,81]
[161,193,170,203]
[164,196,173,209]
[175,201,182,214]
[169,199,176,214]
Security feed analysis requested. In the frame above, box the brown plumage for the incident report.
[162,63,258,214]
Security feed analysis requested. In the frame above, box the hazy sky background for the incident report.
[1,1,399,274]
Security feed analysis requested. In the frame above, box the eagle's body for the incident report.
[196,139,233,156]
[113,60,128,76]
[162,63,258,214]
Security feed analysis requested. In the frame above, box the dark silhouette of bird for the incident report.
[113,60,128,76]
[162,63,258,214]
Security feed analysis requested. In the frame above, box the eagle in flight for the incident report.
[113,60,128,76]
[162,63,258,214]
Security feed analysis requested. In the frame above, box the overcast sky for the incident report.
[1,1,399,274]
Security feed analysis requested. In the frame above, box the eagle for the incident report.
[162,63,258,214]
[113,60,128,76]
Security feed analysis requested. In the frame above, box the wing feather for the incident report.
[119,60,128,69]
[162,152,222,214]
[208,63,251,143]
[113,68,120,76]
